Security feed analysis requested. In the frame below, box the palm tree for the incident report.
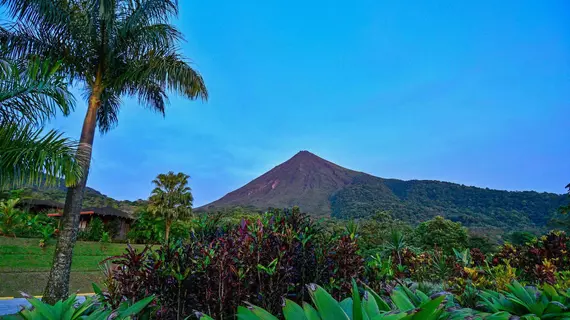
[0,57,83,188]
[0,0,208,303]
[149,171,193,242]
[384,230,408,265]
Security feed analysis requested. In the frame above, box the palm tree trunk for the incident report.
[42,78,103,304]
[165,219,172,243]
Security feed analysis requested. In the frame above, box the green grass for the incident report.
[0,237,146,296]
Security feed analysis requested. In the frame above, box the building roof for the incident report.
[21,199,133,220]
[19,199,65,209]
[82,206,133,219]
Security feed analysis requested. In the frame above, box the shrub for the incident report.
[79,217,105,241]
[106,208,365,319]
[414,216,469,253]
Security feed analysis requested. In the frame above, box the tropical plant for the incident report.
[384,230,409,265]
[0,57,82,189]
[100,231,111,249]
[85,217,104,241]
[149,171,193,242]
[104,209,352,319]
[414,216,469,253]
[127,209,163,244]
[196,280,452,320]
[39,224,55,242]
[5,293,155,320]
[0,0,208,302]
[478,281,570,319]
[0,197,22,236]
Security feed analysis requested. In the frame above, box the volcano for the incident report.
[202,151,362,216]
[201,151,566,231]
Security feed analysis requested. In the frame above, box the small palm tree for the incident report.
[0,57,83,188]
[384,230,408,265]
[1,0,207,302]
[149,171,193,242]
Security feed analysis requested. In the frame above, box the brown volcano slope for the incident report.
[202,151,363,216]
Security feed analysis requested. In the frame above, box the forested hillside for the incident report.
[331,175,567,231]
[20,184,145,213]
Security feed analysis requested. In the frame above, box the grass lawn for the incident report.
[0,237,146,297]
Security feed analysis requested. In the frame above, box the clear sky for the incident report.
[49,0,570,206]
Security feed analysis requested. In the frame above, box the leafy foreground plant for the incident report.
[196,280,454,320]
[3,294,154,320]
[478,280,570,319]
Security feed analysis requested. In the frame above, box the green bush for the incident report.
[79,217,105,241]
[414,216,468,253]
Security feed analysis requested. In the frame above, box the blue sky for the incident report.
[50,0,570,206]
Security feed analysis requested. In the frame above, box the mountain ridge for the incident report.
[202,151,567,231]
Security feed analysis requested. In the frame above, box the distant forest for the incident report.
[331,175,567,232]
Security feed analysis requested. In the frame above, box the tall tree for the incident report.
[414,215,468,253]
[149,171,193,242]
[0,57,83,188]
[0,0,208,303]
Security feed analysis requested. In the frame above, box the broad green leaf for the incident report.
[363,291,381,318]
[352,279,363,320]
[361,283,391,312]
[119,296,154,318]
[391,290,415,312]
[238,306,263,320]
[84,309,112,320]
[246,303,279,320]
[399,286,420,307]
[307,284,350,320]
[543,301,566,315]
[372,312,407,320]
[27,298,57,319]
[340,298,353,319]
[542,311,570,319]
[303,302,321,320]
[484,312,514,320]
[72,298,96,320]
[92,283,103,295]
[415,291,429,305]
[283,299,307,320]
[411,295,445,320]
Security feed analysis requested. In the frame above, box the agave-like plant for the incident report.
[478,280,570,319]
[196,280,452,320]
[3,294,154,320]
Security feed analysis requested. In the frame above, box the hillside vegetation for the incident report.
[331,175,566,231]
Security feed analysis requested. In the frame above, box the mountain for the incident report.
[203,151,567,231]
[203,151,362,216]
[20,182,145,214]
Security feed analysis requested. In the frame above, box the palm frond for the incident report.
[116,23,182,55]
[114,49,208,102]
[96,88,121,133]
[121,0,178,32]
[0,0,72,33]
[0,58,75,124]
[0,122,86,188]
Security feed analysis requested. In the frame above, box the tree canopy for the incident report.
[149,171,193,242]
